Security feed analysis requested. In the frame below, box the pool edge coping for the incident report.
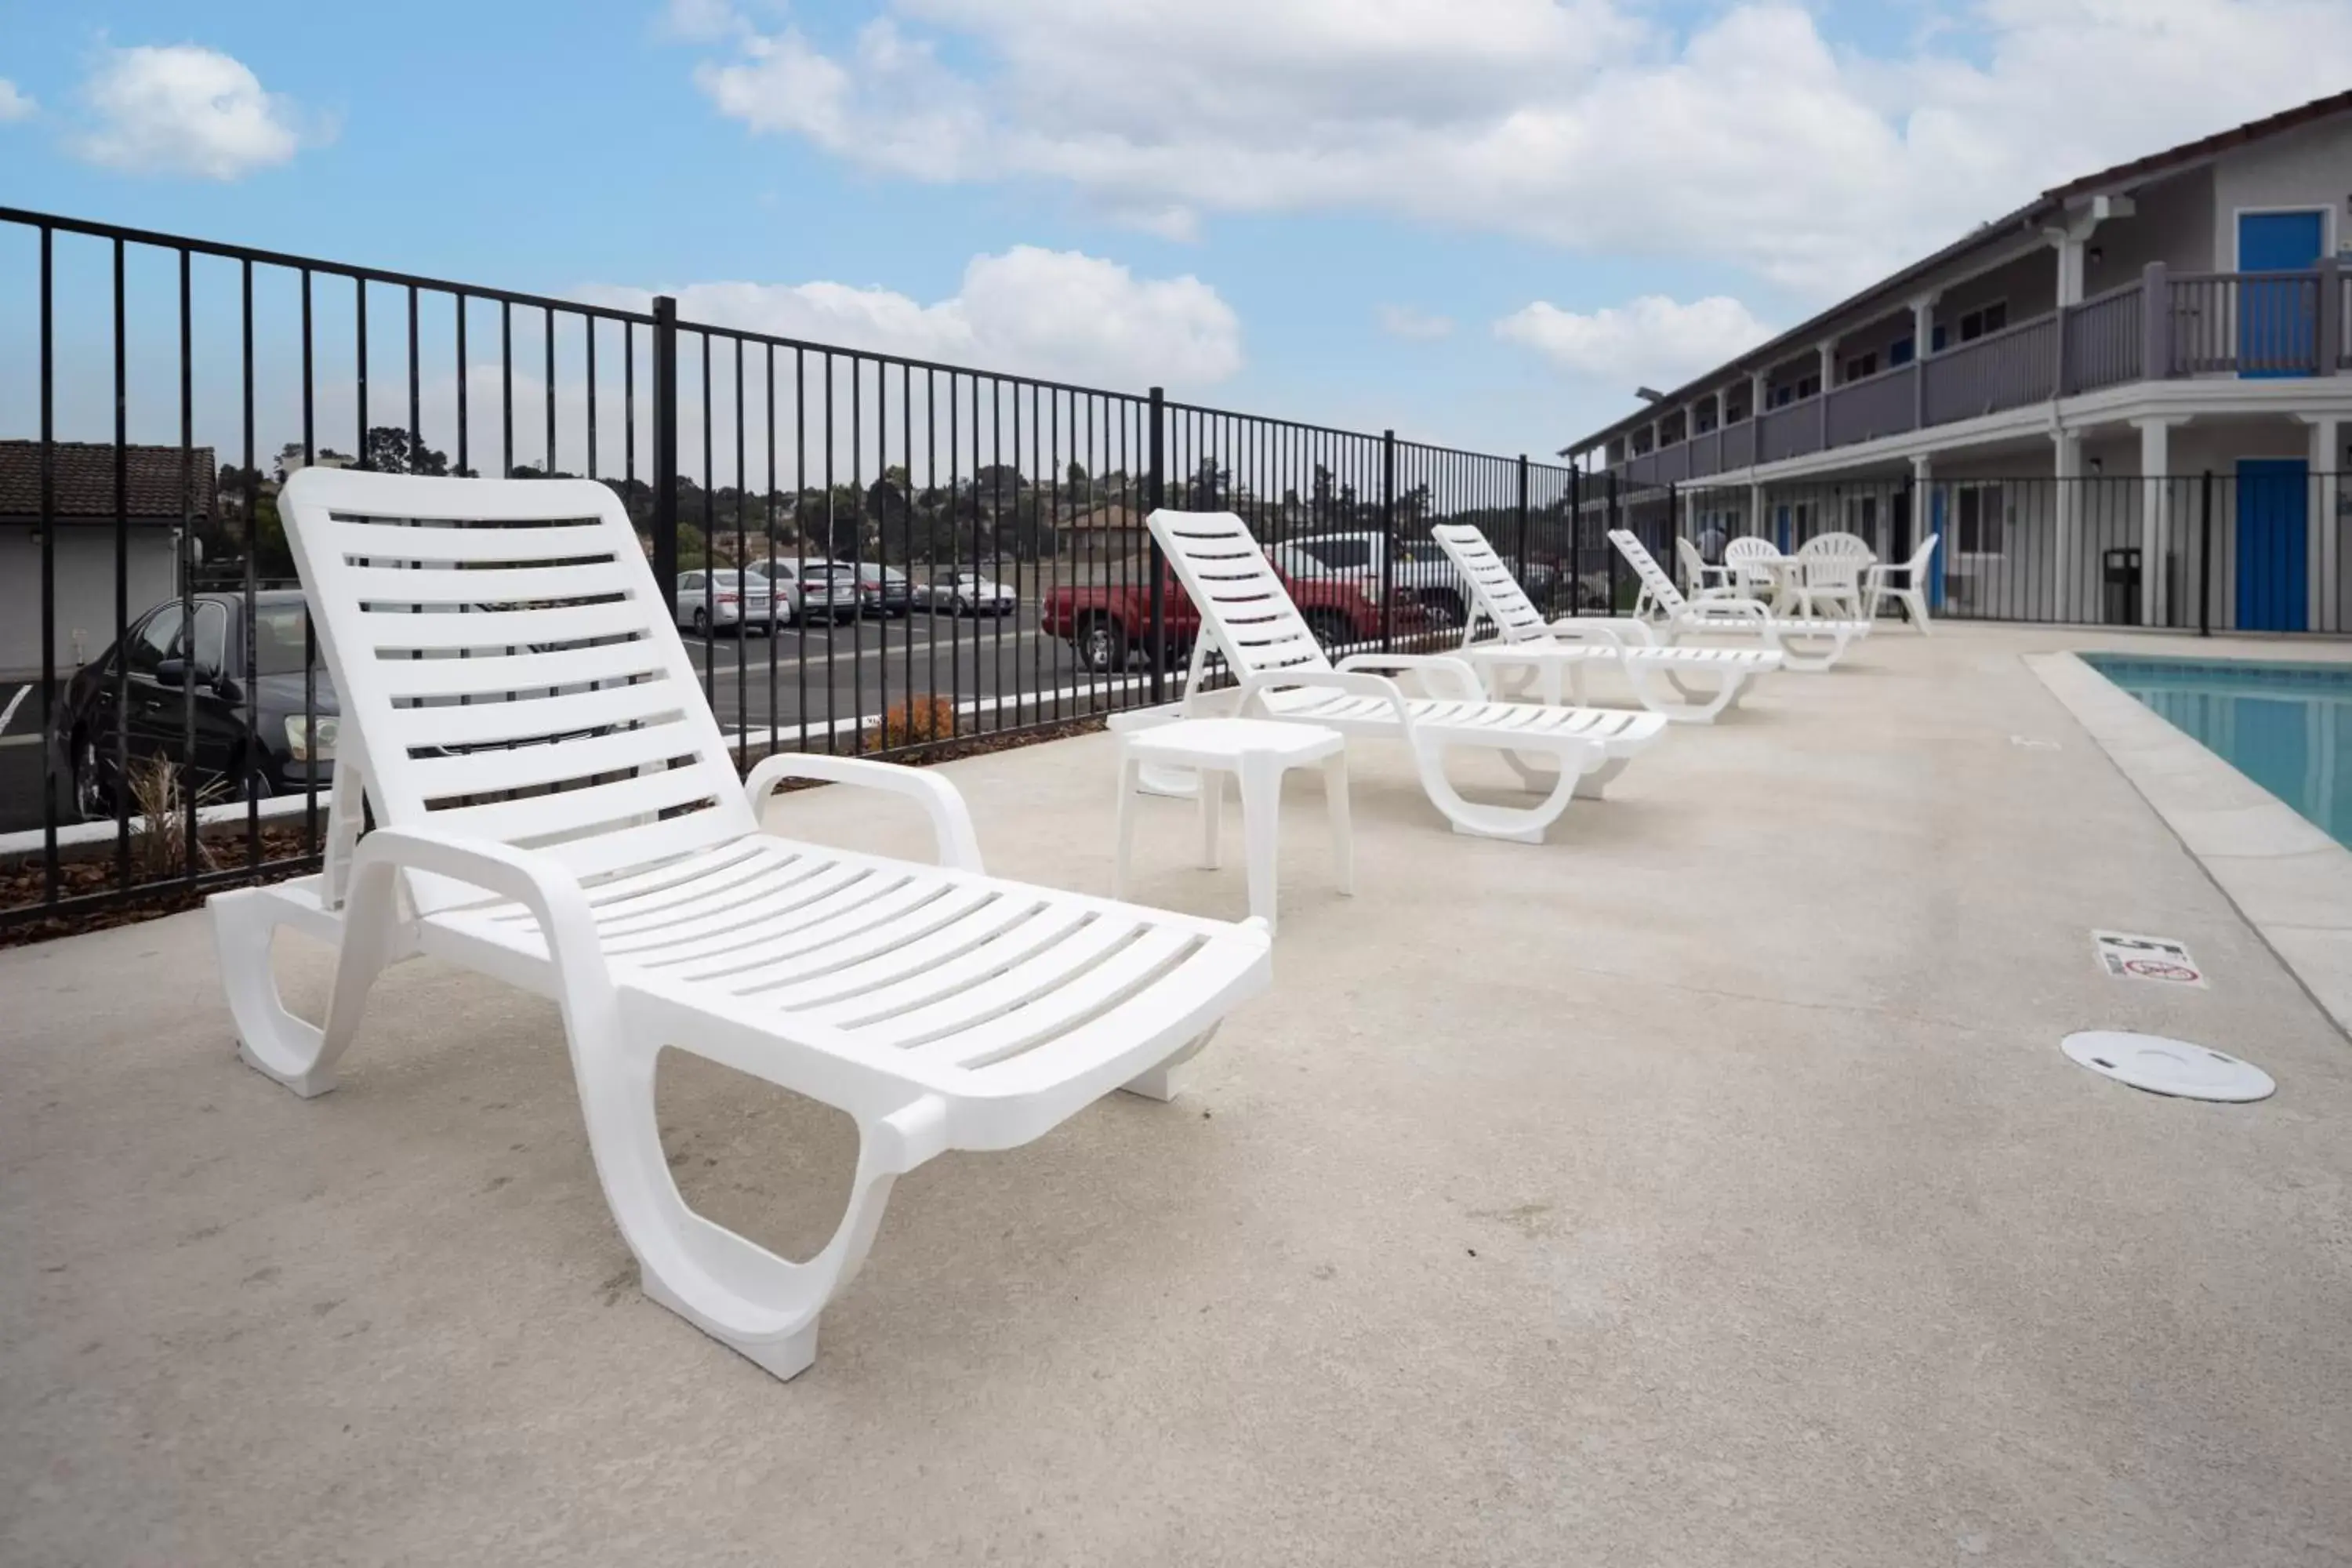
[2030,649,2352,1039]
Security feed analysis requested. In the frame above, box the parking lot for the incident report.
[0,603,1130,837]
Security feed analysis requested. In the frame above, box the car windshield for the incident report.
[249,601,316,677]
[706,571,763,589]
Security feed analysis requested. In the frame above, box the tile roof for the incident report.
[0,440,218,522]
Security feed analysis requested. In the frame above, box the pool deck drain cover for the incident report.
[2062,1032,2275,1102]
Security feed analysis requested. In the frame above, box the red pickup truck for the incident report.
[1040,564,1432,672]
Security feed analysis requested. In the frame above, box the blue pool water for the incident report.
[2085,653,2352,848]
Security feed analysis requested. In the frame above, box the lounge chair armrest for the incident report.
[347,826,615,1006]
[743,753,985,873]
[1237,668,1418,734]
[1683,597,1773,622]
[1536,619,1629,648]
[1336,652,1484,702]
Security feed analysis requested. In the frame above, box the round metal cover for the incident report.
[2062,1032,2274,1102]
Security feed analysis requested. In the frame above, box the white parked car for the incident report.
[919,569,1019,616]
[752,558,862,624]
[1266,532,1472,624]
[672,569,775,636]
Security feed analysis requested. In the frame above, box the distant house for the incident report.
[1059,503,1146,552]
[0,441,215,677]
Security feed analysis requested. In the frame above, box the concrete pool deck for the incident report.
[2032,647,2352,1034]
[4,623,2350,1566]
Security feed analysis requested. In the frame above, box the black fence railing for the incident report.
[2,204,2347,930]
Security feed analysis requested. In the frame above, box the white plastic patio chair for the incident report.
[1432,524,1781,724]
[209,470,1272,1382]
[1791,532,1875,619]
[1674,536,1738,602]
[1603,529,1868,672]
[1149,509,1668,843]
[1862,533,1940,632]
[1722,535,1786,608]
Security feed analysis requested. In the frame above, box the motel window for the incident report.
[1795,374,1820,400]
[1842,352,1878,383]
[1889,336,1915,366]
[1955,485,2005,555]
[1958,301,2009,343]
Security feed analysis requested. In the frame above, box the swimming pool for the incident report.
[2085,653,2352,848]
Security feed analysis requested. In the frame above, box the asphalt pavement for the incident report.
[0,606,1128,838]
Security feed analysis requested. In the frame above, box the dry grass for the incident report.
[875,695,960,749]
[125,757,227,882]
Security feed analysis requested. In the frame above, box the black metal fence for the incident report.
[2,204,2346,929]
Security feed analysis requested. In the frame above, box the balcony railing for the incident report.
[1606,259,2345,485]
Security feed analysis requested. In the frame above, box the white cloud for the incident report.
[682,0,2352,298]
[579,245,1243,390]
[1495,295,1773,383]
[75,44,317,180]
[0,78,34,123]
[660,0,743,42]
[1377,304,1454,341]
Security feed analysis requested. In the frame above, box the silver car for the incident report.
[754,558,862,624]
[672,569,775,636]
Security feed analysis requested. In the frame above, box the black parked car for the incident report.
[48,590,336,820]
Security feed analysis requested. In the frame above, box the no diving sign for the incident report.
[2093,931,2209,988]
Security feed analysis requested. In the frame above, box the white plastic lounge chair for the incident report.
[1674,536,1738,601]
[1862,533,1940,632]
[209,470,1272,1382]
[1605,529,1868,673]
[1149,509,1667,842]
[1431,524,1781,724]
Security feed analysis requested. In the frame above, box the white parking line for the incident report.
[0,684,29,739]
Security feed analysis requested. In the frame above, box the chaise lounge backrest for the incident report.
[278,469,758,913]
[1147,509,1338,685]
[1429,524,1548,644]
[1606,529,1690,617]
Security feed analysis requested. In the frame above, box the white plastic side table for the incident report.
[1113,718,1351,934]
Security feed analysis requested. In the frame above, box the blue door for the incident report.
[1927,489,1947,609]
[2235,459,2308,631]
[2237,210,2325,377]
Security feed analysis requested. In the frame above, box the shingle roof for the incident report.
[0,440,218,521]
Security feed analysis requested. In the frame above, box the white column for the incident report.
[2134,418,2180,625]
[1911,454,1934,606]
[1748,481,1763,538]
[1911,296,1936,356]
[2053,236,2085,307]
[2306,415,2342,629]
[2052,430,2082,619]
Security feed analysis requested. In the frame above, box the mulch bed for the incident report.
[0,714,1112,951]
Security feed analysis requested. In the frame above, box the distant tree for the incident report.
[365,426,450,475]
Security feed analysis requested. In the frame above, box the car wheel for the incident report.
[1425,590,1465,625]
[691,607,712,638]
[953,596,969,616]
[1303,612,1349,655]
[1077,617,1125,673]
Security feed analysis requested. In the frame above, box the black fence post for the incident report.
[1566,464,1581,616]
[1379,429,1397,652]
[2198,469,2214,637]
[1146,386,1167,703]
[1514,453,1530,589]
[1606,469,1621,612]
[649,296,679,591]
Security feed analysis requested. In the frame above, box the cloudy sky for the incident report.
[2,0,2350,459]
